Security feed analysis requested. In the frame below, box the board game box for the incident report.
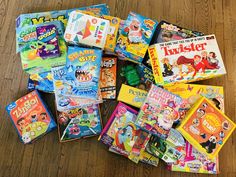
[177,97,236,159]
[117,84,148,108]
[135,84,182,139]
[164,83,224,126]
[115,12,158,63]
[51,66,103,111]
[100,57,117,99]
[28,71,54,93]
[5,90,57,144]
[64,46,102,99]
[57,104,102,142]
[64,11,110,49]
[149,34,227,85]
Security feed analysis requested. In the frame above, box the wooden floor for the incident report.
[0,0,236,177]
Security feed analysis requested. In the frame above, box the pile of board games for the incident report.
[5,3,236,174]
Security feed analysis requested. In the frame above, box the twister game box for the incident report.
[64,11,110,49]
[5,90,57,144]
[149,34,227,85]
[57,104,102,142]
[177,97,236,159]
[51,66,103,111]
[64,46,102,99]
[100,57,117,99]
[115,12,158,63]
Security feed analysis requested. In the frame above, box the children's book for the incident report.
[99,102,149,161]
[135,84,183,139]
[57,104,102,142]
[64,11,110,49]
[28,71,54,93]
[115,12,158,63]
[100,57,117,99]
[64,46,102,99]
[17,21,67,74]
[51,66,103,111]
[177,97,236,159]
[117,84,148,108]
[149,34,227,85]
[164,83,224,126]
[5,90,57,144]
[146,128,185,163]
[102,16,121,53]
[153,21,204,44]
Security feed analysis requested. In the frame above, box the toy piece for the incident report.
[146,129,185,163]
[36,24,60,59]
[5,90,57,144]
[135,84,182,139]
[149,34,227,85]
[102,16,121,53]
[64,46,102,100]
[177,97,236,159]
[153,20,204,44]
[117,84,148,108]
[17,21,67,74]
[64,11,110,49]
[28,71,54,93]
[115,12,158,63]
[57,104,102,142]
[99,102,150,163]
[51,66,103,111]
[120,65,140,86]
[100,57,117,99]
[164,83,224,126]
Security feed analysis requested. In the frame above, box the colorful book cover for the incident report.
[117,84,148,108]
[57,104,102,142]
[103,15,121,53]
[135,84,183,139]
[51,66,103,111]
[64,46,102,99]
[100,57,117,99]
[36,24,60,59]
[153,20,204,44]
[99,102,149,161]
[149,34,227,85]
[146,129,185,163]
[115,12,158,63]
[17,21,67,74]
[5,90,57,144]
[64,11,110,49]
[177,97,236,159]
[136,64,155,91]
[164,83,224,126]
[28,71,54,93]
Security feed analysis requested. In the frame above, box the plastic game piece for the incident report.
[5,90,57,144]
[148,34,227,85]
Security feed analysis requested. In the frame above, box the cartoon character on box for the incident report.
[124,19,144,44]
[162,58,174,77]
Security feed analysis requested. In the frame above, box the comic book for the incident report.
[149,34,227,85]
[64,46,102,99]
[164,83,224,126]
[57,104,102,142]
[17,21,67,74]
[99,102,150,162]
[115,12,158,63]
[117,84,148,108]
[135,84,182,139]
[64,11,110,49]
[153,20,204,44]
[100,57,117,99]
[51,66,103,111]
[177,97,236,159]
[5,90,57,144]
[146,129,185,163]
[28,71,54,93]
